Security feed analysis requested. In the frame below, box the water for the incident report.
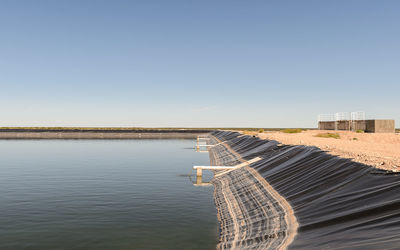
[0,139,217,250]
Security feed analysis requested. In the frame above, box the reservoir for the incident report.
[0,139,217,249]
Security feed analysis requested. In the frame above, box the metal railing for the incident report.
[318,111,366,131]
[318,114,335,122]
[350,111,365,121]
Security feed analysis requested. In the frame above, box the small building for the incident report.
[365,120,395,133]
[318,121,335,130]
[318,112,395,133]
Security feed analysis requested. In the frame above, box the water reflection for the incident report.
[192,175,212,187]
[0,139,218,250]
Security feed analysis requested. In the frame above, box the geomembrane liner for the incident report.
[209,131,400,250]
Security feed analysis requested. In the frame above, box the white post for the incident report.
[196,168,202,177]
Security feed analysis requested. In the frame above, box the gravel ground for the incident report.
[256,130,400,172]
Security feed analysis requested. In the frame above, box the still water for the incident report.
[0,139,217,250]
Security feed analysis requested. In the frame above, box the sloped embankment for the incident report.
[209,131,400,249]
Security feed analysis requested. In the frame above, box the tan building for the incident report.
[318,119,395,133]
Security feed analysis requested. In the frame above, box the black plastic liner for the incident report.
[210,131,400,249]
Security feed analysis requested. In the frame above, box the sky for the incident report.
[0,0,399,128]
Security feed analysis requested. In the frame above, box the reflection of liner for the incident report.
[209,135,298,250]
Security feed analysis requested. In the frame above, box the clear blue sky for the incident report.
[1,0,399,128]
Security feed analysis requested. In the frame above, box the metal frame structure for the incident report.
[317,114,335,122]
[318,111,366,131]
[350,111,365,121]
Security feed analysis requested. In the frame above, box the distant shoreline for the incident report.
[1,127,396,139]
[0,129,211,139]
[0,127,323,133]
[0,128,212,133]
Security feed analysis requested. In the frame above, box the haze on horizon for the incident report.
[1,1,399,128]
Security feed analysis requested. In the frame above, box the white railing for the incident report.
[318,114,335,122]
[351,111,365,121]
[318,111,366,131]
[335,112,350,121]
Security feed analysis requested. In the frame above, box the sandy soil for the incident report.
[255,130,400,172]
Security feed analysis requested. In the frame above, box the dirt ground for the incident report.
[254,130,400,172]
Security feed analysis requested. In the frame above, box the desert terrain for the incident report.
[256,130,400,172]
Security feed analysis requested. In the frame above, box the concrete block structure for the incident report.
[351,120,367,131]
[336,120,351,130]
[365,120,395,133]
[318,121,335,130]
[318,112,395,133]
[318,119,395,133]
